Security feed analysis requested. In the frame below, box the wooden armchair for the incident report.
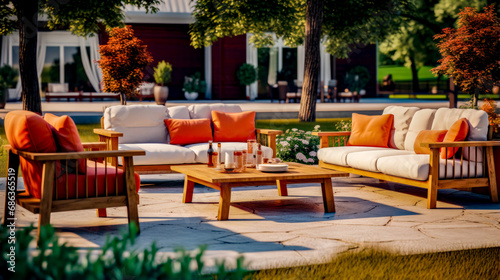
[3,144,145,241]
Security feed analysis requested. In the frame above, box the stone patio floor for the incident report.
[1,174,499,270]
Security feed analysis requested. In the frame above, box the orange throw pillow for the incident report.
[441,118,469,159]
[44,113,86,173]
[413,130,447,154]
[347,113,394,148]
[165,119,213,145]
[212,111,256,142]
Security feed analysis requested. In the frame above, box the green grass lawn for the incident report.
[378,65,441,82]
[250,247,500,279]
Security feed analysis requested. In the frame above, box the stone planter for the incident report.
[184,91,198,100]
[154,86,169,105]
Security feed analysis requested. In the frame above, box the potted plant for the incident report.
[98,25,153,105]
[153,61,172,105]
[0,65,16,109]
[236,63,257,100]
[182,72,206,100]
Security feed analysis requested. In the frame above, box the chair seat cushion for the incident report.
[118,143,196,165]
[318,146,389,167]
[346,149,414,172]
[54,163,140,200]
[376,154,483,181]
[187,142,274,163]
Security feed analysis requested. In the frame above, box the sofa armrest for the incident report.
[421,141,500,148]
[256,129,283,158]
[10,148,145,161]
[82,142,107,151]
[312,131,351,148]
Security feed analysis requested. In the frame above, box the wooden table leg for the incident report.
[277,179,288,196]
[218,184,231,220]
[183,177,195,203]
[321,178,335,213]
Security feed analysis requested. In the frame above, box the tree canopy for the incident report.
[0,0,160,113]
[190,0,408,121]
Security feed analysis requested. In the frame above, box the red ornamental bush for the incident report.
[432,5,500,106]
[99,26,153,100]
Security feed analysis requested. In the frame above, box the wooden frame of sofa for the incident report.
[313,131,500,209]
[2,142,145,241]
[94,126,283,174]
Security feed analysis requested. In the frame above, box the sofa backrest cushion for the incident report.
[5,111,58,198]
[167,106,191,119]
[431,108,488,141]
[347,113,394,148]
[212,111,256,142]
[44,113,86,174]
[383,106,420,150]
[188,104,242,120]
[104,105,168,144]
[404,109,436,151]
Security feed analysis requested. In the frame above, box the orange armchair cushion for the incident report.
[413,130,448,154]
[347,113,394,148]
[54,162,140,200]
[44,113,86,174]
[165,119,213,145]
[441,118,469,159]
[5,111,57,197]
[211,111,256,142]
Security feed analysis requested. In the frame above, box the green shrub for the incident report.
[0,224,247,279]
[154,61,173,86]
[183,72,207,93]
[276,126,321,165]
[236,63,257,86]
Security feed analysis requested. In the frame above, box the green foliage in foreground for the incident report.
[0,224,246,279]
[251,247,500,280]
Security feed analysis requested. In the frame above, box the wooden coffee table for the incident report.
[170,163,348,220]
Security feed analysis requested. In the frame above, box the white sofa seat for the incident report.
[346,149,414,172]
[118,143,196,165]
[376,154,483,181]
[318,146,389,167]
[187,142,274,163]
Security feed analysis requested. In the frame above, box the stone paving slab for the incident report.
[1,175,499,270]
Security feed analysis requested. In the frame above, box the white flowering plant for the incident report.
[276,125,321,165]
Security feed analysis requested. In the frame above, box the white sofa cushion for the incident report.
[404,109,436,151]
[104,105,168,144]
[383,106,420,150]
[166,106,191,119]
[187,142,274,163]
[118,143,196,165]
[346,149,414,172]
[376,154,483,181]
[431,108,489,141]
[318,146,388,167]
[188,104,242,120]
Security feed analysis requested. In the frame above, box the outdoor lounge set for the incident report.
[2,104,499,239]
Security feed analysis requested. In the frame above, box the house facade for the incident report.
[0,0,376,101]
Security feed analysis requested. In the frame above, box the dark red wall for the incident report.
[211,35,247,100]
[129,24,205,99]
[334,44,377,97]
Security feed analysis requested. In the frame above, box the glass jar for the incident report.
[234,151,243,172]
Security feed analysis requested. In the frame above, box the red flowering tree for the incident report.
[432,5,500,108]
[99,26,153,105]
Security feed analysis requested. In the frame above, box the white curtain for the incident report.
[267,47,278,85]
[321,43,331,86]
[297,45,305,84]
[245,34,258,100]
[79,36,102,92]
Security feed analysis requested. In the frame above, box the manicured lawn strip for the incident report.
[378,65,441,82]
[389,94,499,100]
[250,247,500,279]
[256,118,347,132]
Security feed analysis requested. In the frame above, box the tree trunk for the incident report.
[15,0,41,114]
[410,55,420,93]
[298,0,323,122]
[120,93,127,105]
[448,77,457,108]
